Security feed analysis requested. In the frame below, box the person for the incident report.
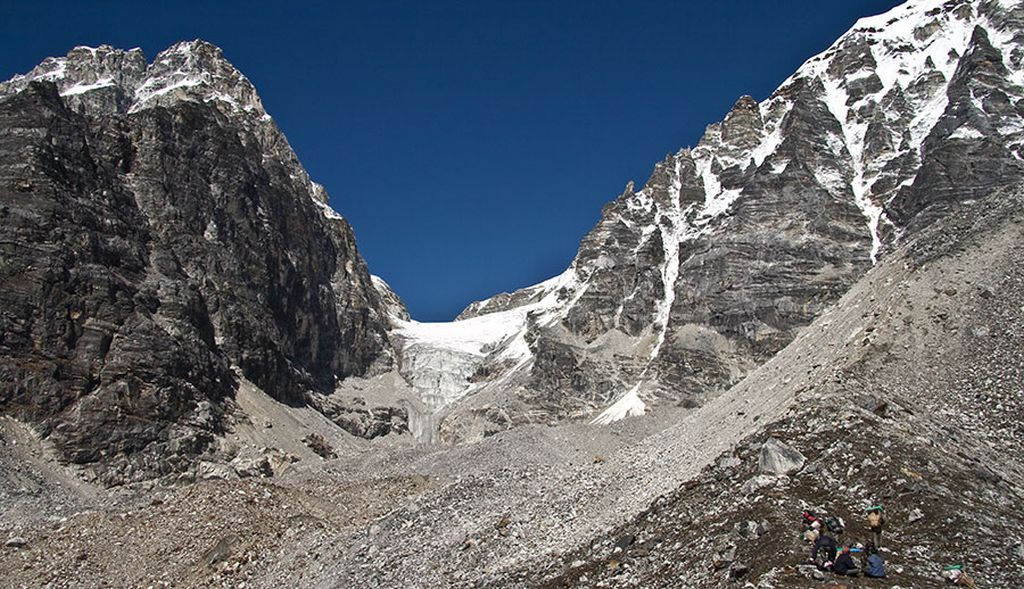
[803,520,821,544]
[812,533,838,570]
[867,506,885,547]
[865,542,886,578]
[833,545,861,577]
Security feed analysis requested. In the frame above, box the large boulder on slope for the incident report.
[758,437,806,475]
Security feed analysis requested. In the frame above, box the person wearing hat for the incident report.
[833,545,861,577]
[866,506,885,547]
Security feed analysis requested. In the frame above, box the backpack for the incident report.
[824,515,845,534]
[802,510,819,529]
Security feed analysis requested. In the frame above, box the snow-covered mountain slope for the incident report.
[401,0,1024,442]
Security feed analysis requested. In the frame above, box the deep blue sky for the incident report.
[1,0,902,320]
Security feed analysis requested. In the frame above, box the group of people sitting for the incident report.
[798,505,981,585]
[801,506,887,578]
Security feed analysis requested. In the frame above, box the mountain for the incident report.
[1,0,1022,587]
[0,41,398,485]
[3,0,1022,481]
[396,0,1024,444]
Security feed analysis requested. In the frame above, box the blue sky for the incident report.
[1,0,902,321]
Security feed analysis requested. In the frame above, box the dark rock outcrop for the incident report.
[0,42,395,484]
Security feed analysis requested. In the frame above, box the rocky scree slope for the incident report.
[7,132,1019,589]
[509,182,1024,589]
[2,184,1021,588]
[282,183,1024,589]
[0,42,396,485]
[404,0,1024,444]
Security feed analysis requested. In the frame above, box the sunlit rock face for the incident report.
[0,41,395,484]
[435,0,1024,441]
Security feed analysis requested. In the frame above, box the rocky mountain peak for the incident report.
[58,44,147,88]
[0,39,351,229]
[0,39,268,120]
[720,95,764,151]
[0,44,146,114]
[0,38,396,483]
[132,39,266,117]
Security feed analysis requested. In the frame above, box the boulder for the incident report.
[232,455,273,478]
[729,562,750,579]
[614,534,636,552]
[718,456,742,469]
[302,433,338,459]
[758,438,806,475]
[742,474,783,495]
[202,534,239,568]
[197,461,234,481]
[712,545,736,570]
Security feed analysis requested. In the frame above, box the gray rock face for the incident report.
[888,25,1024,230]
[429,0,1024,442]
[0,42,395,484]
[370,275,410,322]
[311,396,409,439]
[758,438,806,475]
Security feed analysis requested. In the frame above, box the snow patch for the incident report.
[60,77,116,96]
[950,125,985,139]
[130,75,204,111]
[395,308,530,364]
[752,104,790,168]
[591,384,646,425]
[647,159,685,361]
[35,59,67,81]
[394,308,533,416]
[313,196,345,222]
